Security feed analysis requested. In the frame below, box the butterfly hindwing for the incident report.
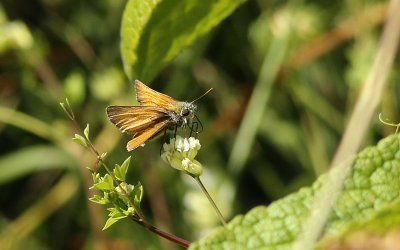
[126,118,171,151]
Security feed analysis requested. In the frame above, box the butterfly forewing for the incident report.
[134,80,179,111]
[106,106,168,134]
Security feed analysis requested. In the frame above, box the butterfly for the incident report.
[106,80,213,151]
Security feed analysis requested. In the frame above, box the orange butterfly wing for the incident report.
[106,106,168,134]
[107,80,187,151]
[134,80,180,112]
[126,119,170,151]
[106,105,171,151]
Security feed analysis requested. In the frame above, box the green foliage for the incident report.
[103,207,129,230]
[91,173,114,191]
[63,101,142,232]
[83,124,90,140]
[89,156,143,231]
[113,156,131,181]
[120,0,246,82]
[0,146,75,184]
[190,134,400,249]
[89,194,109,205]
[133,182,143,206]
[72,134,87,147]
[317,202,400,249]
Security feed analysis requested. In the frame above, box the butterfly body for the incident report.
[168,101,197,127]
[106,80,199,151]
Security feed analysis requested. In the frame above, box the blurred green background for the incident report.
[0,0,398,249]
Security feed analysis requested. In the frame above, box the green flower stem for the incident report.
[194,177,227,227]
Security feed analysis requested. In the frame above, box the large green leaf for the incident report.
[317,202,400,249]
[0,145,76,184]
[190,134,400,249]
[121,0,246,82]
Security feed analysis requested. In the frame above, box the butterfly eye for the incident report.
[182,109,190,116]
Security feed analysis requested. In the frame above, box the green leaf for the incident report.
[189,134,400,249]
[59,101,68,115]
[108,207,130,218]
[0,106,55,140]
[83,124,90,139]
[91,172,100,184]
[133,181,143,206]
[114,156,131,181]
[317,202,400,249]
[59,98,74,120]
[121,0,246,82]
[72,134,87,147]
[103,207,129,229]
[0,145,75,184]
[103,215,126,230]
[89,194,109,205]
[93,174,114,191]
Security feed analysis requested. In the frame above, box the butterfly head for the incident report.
[169,102,197,127]
[181,102,197,118]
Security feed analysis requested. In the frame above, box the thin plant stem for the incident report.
[135,218,191,248]
[194,177,227,227]
[86,128,147,221]
[379,113,400,134]
[61,101,146,221]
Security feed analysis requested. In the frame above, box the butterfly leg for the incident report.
[173,125,178,149]
[189,122,199,138]
[159,128,168,155]
[190,115,203,138]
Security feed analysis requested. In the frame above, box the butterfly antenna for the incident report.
[190,88,214,104]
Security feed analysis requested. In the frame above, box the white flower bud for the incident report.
[161,136,203,177]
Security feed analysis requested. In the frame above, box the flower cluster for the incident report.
[161,135,203,177]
